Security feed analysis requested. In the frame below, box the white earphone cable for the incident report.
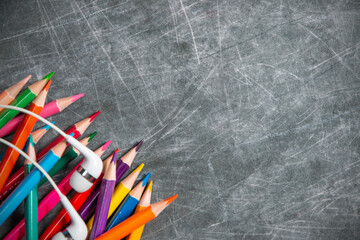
[0,138,65,198]
[0,105,67,138]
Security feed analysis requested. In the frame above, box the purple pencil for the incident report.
[88,153,117,240]
[78,140,143,221]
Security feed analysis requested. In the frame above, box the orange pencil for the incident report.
[0,75,31,111]
[0,80,51,191]
[95,195,178,240]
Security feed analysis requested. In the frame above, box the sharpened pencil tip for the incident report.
[41,121,55,130]
[142,172,151,186]
[71,93,84,102]
[111,152,117,163]
[164,194,178,205]
[28,134,35,146]
[42,72,54,81]
[88,132,97,142]
[147,180,153,193]
[89,111,101,122]
[135,140,143,152]
[102,140,112,151]
[43,79,52,91]
[133,163,144,173]
[115,148,120,154]
[20,75,32,85]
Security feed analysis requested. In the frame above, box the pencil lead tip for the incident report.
[135,140,143,152]
[102,140,112,151]
[41,121,55,130]
[164,194,178,205]
[43,79,52,91]
[29,134,35,146]
[134,163,144,173]
[89,111,101,122]
[42,72,54,81]
[115,148,120,154]
[147,180,153,193]
[111,152,117,163]
[142,172,151,186]
[71,93,84,102]
[70,132,75,137]
[88,132,97,142]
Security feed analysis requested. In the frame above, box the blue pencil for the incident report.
[106,172,151,230]
[0,139,67,226]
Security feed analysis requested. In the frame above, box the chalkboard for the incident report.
[1,0,360,239]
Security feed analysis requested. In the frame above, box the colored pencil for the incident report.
[2,141,111,240]
[107,172,151,230]
[36,110,100,160]
[0,75,31,111]
[38,131,97,187]
[39,150,118,240]
[0,123,52,201]
[1,111,100,198]
[0,138,67,226]
[24,135,37,240]
[95,195,178,240]
[78,141,142,222]
[0,93,84,137]
[89,153,117,240]
[0,72,52,129]
[0,80,51,192]
[126,181,153,240]
[86,163,144,231]
[31,122,54,144]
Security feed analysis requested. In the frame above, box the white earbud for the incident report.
[66,135,103,192]
[52,194,87,240]
[0,104,103,193]
[0,138,88,240]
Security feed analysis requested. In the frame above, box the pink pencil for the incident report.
[3,140,111,240]
[0,93,84,137]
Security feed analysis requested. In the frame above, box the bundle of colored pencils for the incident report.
[0,74,177,240]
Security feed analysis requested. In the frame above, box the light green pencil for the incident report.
[24,135,37,240]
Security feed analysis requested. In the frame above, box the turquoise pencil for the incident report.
[24,135,37,240]
[106,172,151,230]
[0,139,67,226]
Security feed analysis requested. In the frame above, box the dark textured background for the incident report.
[1,0,360,239]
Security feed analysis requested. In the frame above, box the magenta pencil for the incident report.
[89,153,117,240]
[3,141,111,240]
[0,93,84,137]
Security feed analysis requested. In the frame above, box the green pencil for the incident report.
[0,72,53,129]
[24,135,37,240]
[38,132,97,187]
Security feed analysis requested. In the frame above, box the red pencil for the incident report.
[39,150,118,240]
[0,80,51,192]
[0,111,100,201]
[36,111,100,160]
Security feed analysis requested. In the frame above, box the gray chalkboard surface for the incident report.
[1,0,360,239]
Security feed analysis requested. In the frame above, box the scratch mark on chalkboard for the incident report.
[120,38,163,125]
[160,107,199,140]
[179,0,200,64]
[72,0,149,129]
